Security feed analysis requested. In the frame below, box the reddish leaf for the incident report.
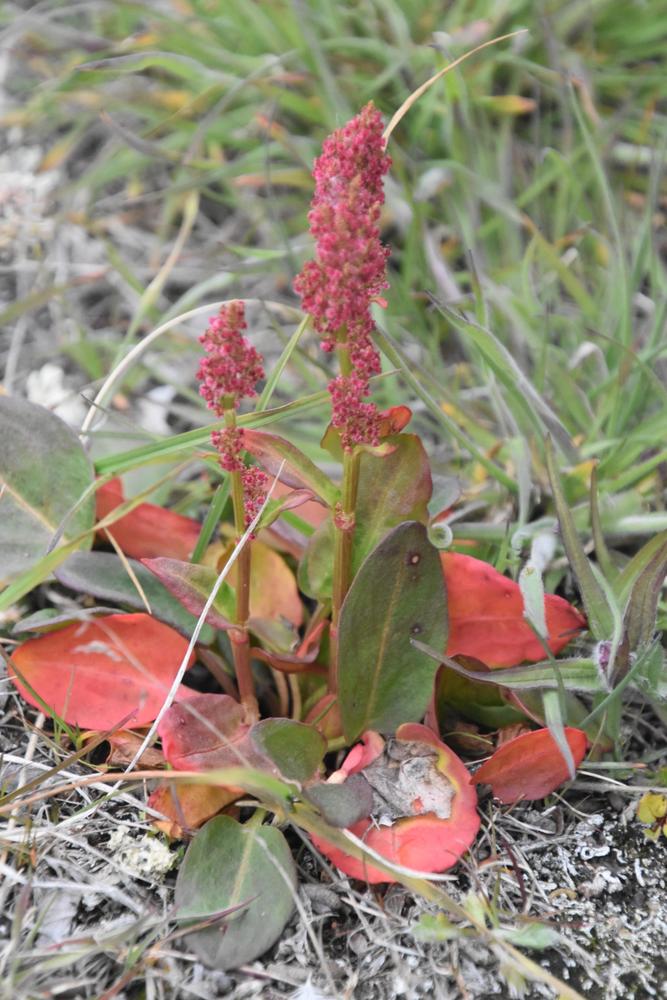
[82,728,166,769]
[442,552,586,668]
[474,726,588,803]
[158,694,252,772]
[159,694,325,784]
[267,482,329,529]
[311,724,479,884]
[378,405,412,436]
[241,429,337,504]
[149,781,240,839]
[96,478,200,560]
[8,613,195,729]
[142,557,234,630]
[335,730,384,778]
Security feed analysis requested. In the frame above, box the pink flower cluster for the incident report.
[294,102,391,450]
[197,301,264,415]
[197,301,268,527]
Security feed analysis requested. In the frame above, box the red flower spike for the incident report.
[442,552,586,668]
[96,478,200,561]
[210,426,245,472]
[8,613,195,729]
[328,374,381,451]
[312,723,479,884]
[240,465,269,528]
[294,102,391,451]
[474,727,588,803]
[196,300,264,416]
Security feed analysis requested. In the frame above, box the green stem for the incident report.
[225,409,258,720]
[329,335,361,692]
[330,447,361,691]
[332,450,360,622]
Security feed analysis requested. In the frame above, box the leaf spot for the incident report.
[406,551,421,566]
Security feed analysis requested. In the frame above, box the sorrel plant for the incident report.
[2,82,665,997]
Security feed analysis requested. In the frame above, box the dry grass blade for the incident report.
[383,30,529,142]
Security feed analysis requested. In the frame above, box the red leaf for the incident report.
[158,693,256,772]
[96,478,201,560]
[311,724,479,884]
[378,405,412,436]
[442,552,586,667]
[474,726,588,803]
[159,694,246,770]
[8,613,195,729]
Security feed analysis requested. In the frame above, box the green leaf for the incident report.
[142,557,235,630]
[590,466,617,582]
[545,437,616,640]
[55,552,216,644]
[299,434,432,600]
[338,522,447,742]
[242,429,338,506]
[0,396,95,586]
[174,815,296,971]
[632,642,667,704]
[297,518,335,601]
[255,489,322,534]
[413,912,463,942]
[250,719,326,784]
[435,664,525,729]
[542,689,576,779]
[616,530,667,606]
[304,774,375,827]
[413,642,604,695]
[502,923,560,950]
[12,606,118,634]
[518,563,548,638]
[621,532,667,651]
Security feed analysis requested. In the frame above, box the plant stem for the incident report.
[225,409,258,720]
[332,450,360,623]
[330,447,361,691]
[329,337,361,691]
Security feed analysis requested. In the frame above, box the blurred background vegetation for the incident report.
[2,0,666,581]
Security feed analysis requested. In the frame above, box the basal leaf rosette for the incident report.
[311,723,479,884]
